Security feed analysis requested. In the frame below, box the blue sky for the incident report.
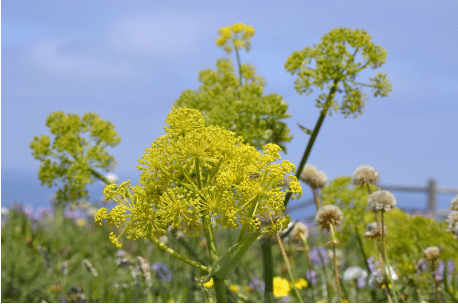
[2,0,458,214]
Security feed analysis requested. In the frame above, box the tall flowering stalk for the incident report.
[367,189,398,302]
[315,205,344,302]
[95,107,302,302]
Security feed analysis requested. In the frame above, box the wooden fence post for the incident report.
[427,178,437,218]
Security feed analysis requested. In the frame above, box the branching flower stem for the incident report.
[150,235,211,273]
[330,224,343,303]
[258,79,339,303]
[195,157,228,303]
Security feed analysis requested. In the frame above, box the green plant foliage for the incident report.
[284,27,392,118]
[30,111,121,206]
[174,57,293,153]
[321,176,378,244]
[372,208,458,271]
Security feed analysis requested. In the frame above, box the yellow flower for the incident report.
[229,285,239,293]
[97,107,302,247]
[218,26,232,38]
[231,23,245,33]
[204,278,214,288]
[273,276,291,298]
[342,299,350,303]
[76,218,86,227]
[216,36,227,47]
[293,278,308,289]
[244,285,251,292]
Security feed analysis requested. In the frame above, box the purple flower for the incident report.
[306,270,317,285]
[367,256,376,273]
[249,278,265,294]
[278,296,290,303]
[309,246,329,267]
[435,261,445,281]
[417,258,429,273]
[152,263,173,283]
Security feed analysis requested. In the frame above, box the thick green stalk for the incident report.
[258,79,339,302]
[261,242,275,302]
[90,168,111,186]
[284,79,339,209]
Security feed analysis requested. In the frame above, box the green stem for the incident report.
[150,235,210,273]
[301,236,316,302]
[261,243,275,303]
[330,224,343,303]
[237,194,260,242]
[284,79,339,208]
[261,78,338,302]
[89,168,111,185]
[354,226,371,275]
[381,211,398,303]
[275,234,304,303]
[234,46,243,86]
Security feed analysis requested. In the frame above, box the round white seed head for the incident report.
[446,211,458,237]
[315,205,343,231]
[352,165,379,186]
[423,246,440,262]
[450,195,458,211]
[364,222,386,238]
[367,190,397,212]
[300,165,328,189]
[288,221,309,242]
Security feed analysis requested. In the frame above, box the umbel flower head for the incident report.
[367,190,396,212]
[216,23,255,54]
[300,165,328,189]
[95,107,302,248]
[315,205,343,231]
[352,165,379,186]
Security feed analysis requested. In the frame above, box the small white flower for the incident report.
[106,173,119,185]
[343,266,368,281]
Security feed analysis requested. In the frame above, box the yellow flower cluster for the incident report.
[272,276,308,298]
[216,23,255,54]
[95,107,301,248]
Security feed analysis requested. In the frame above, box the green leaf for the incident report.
[195,231,263,283]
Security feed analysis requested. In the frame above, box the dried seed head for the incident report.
[352,165,379,186]
[423,246,440,262]
[300,165,328,189]
[290,221,309,241]
[314,205,343,231]
[364,222,386,238]
[446,211,458,237]
[367,190,397,212]
[450,196,458,211]
[82,259,98,277]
